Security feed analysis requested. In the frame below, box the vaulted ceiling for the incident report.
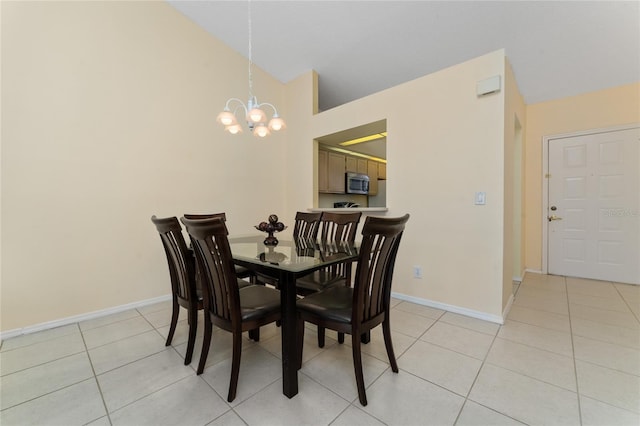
[168,1,639,112]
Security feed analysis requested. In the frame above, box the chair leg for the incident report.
[338,332,345,344]
[184,307,198,365]
[248,328,260,342]
[317,326,325,348]
[197,315,212,375]
[351,332,368,406]
[296,317,305,370]
[165,300,179,346]
[227,331,243,402]
[382,320,398,372]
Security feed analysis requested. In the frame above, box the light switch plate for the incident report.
[475,192,486,205]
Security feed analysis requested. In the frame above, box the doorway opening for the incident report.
[315,120,387,209]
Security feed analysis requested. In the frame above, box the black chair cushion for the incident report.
[235,265,254,279]
[295,270,346,293]
[296,286,353,324]
[237,278,252,289]
[239,285,281,322]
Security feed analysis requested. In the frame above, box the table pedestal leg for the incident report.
[279,271,298,398]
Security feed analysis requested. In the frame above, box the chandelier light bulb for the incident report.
[268,116,285,131]
[247,107,267,124]
[225,124,242,134]
[217,110,236,126]
[253,124,270,137]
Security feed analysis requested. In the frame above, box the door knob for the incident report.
[548,215,563,221]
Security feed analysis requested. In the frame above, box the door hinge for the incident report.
[545,173,551,178]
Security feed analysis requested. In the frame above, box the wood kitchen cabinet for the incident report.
[367,160,379,195]
[318,150,328,192]
[346,156,369,175]
[345,156,357,173]
[318,150,346,193]
[378,162,386,180]
[357,159,368,175]
[319,148,387,195]
[328,152,346,193]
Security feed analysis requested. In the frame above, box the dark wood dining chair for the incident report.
[183,213,256,283]
[296,214,410,406]
[292,211,323,239]
[150,215,201,365]
[255,211,323,288]
[295,211,362,347]
[296,211,362,296]
[180,216,281,402]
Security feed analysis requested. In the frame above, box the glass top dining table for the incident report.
[229,235,359,399]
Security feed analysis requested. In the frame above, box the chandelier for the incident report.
[216,0,285,138]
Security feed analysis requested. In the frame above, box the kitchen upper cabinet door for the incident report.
[328,152,346,193]
[357,159,368,174]
[345,156,358,173]
[378,163,386,180]
[318,150,328,192]
[367,160,379,195]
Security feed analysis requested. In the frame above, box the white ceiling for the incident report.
[168,1,639,112]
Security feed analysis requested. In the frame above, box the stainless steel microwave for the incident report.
[346,172,369,194]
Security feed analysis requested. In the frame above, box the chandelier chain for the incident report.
[247,0,253,99]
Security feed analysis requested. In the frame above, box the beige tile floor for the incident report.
[1,274,639,425]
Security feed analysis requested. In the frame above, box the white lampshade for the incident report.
[225,124,243,134]
[247,107,267,124]
[268,116,285,131]
[217,110,237,126]
[253,124,270,137]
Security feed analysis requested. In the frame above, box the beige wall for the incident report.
[524,83,640,271]
[286,51,510,320]
[1,1,288,332]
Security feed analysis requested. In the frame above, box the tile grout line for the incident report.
[612,282,640,324]
[78,322,113,426]
[565,276,584,426]
[451,318,502,426]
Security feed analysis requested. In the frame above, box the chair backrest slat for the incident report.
[352,214,409,324]
[151,216,196,304]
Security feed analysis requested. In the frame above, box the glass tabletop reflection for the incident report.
[229,235,358,273]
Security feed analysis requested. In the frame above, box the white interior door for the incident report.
[547,127,639,284]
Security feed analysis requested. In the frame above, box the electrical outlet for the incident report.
[413,266,423,279]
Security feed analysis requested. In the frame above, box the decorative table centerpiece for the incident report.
[255,214,287,246]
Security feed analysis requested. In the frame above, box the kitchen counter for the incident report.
[308,207,388,213]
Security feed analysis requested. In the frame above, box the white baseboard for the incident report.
[2,290,509,342]
[391,292,505,325]
[524,268,544,276]
[0,294,172,342]
[512,276,523,283]
[502,293,514,321]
